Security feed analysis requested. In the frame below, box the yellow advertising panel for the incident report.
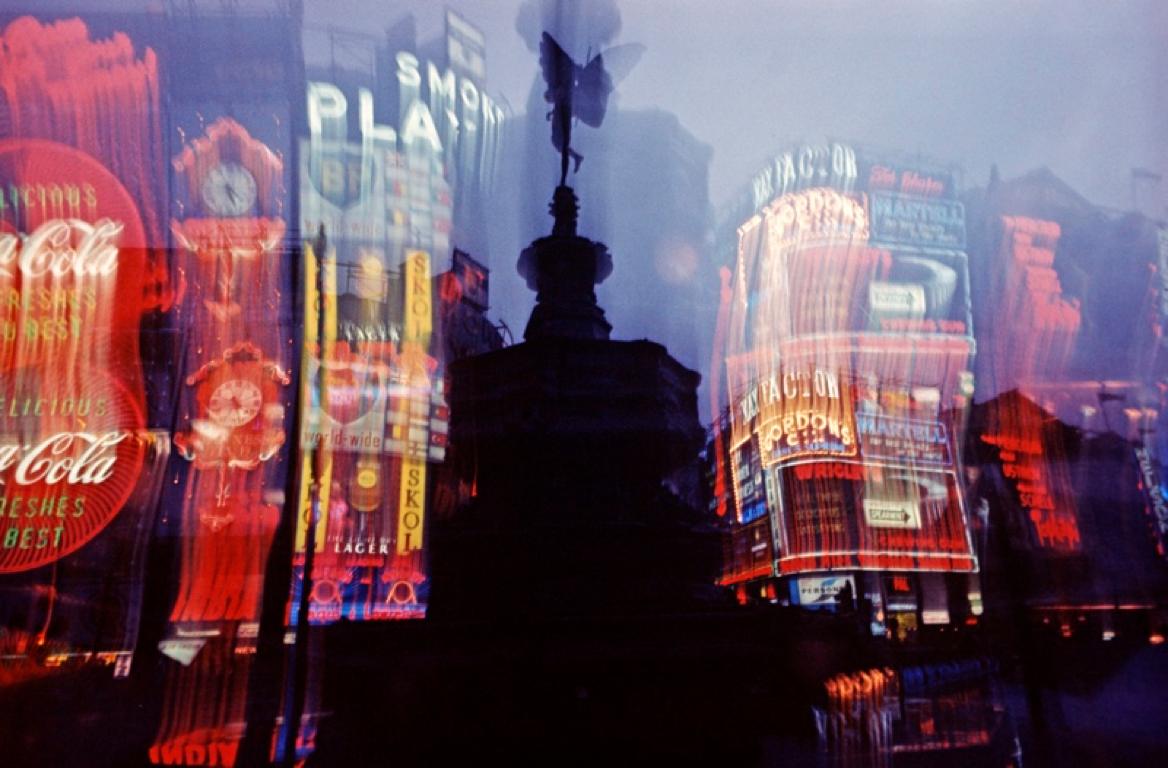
[395,249,433,554]
[397,456,426,554]
[404,250,433,343]
[296,244,339,552]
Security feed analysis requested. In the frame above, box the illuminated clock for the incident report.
[207,378,263,427]
[201,162,257,217]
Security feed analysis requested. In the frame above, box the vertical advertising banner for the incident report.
[153,117,292,768]
[297,67,461,623]
[984,216,1080,392]
[0,16,169,680]
[292,24,504,625]
[149,10,300,762]
[292,241,437,622]
[166,117,290,626]
[395,250,433,556]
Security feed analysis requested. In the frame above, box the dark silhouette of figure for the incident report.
[538,31,643,185]
[837,581,856,613]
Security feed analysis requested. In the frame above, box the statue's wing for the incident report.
[599,43,645,85]
[574,43,644,127]
[539,32,576,102]
[573,53,613,127]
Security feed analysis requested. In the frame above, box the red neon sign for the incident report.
[0,139,148,572]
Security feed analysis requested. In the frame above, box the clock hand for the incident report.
[225,185,239,205]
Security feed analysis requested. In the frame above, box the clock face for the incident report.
[207,378,264,427]
[201,162,257,217]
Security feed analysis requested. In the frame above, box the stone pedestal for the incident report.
[517,185,613,342]
[430,184,716,619]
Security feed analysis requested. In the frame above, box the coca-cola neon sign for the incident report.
[0,370,145,572]
[0,218,122,278]
[0,431,127,485]
[0,139,148,573]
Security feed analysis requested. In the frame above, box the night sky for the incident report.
[307,0,1168,213]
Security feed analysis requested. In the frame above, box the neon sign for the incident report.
[735,367,857,465]
[0,431,127,485]
[0,219,122,278]
[989,216,1079,387]
[396,249,433,555]
[865,163,952,198]
[749,142,858,212]
[0,139,148,573]
[149,740,238,767]
[309,57,504,156]
[869,192,966,249]
[775,462,976,574]
[721,140,981,589]
[1134,446,1168,558]
[763,188,868,245]
[0,410,144,569]
[856,413,951,466]
[982,424,1081,552]
[306,48,505,205]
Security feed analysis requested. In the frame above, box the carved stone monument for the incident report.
[429,173,715,618]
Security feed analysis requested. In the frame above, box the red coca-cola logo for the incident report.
[0,367,145,572]
[0,431,128,485]
[0,218,122,278]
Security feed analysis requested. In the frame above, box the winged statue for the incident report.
[539,31,645,186]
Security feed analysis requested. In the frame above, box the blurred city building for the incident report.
[711,141,981,640]
[962,167,1168,647]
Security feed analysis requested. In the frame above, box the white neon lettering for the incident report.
[0,219,121,279]
[359,88,396,147]
[395,52,421,88]
[5,431,128,486]
[307,82,347,140]
[427,61,457,114]
[400,100,443,153]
